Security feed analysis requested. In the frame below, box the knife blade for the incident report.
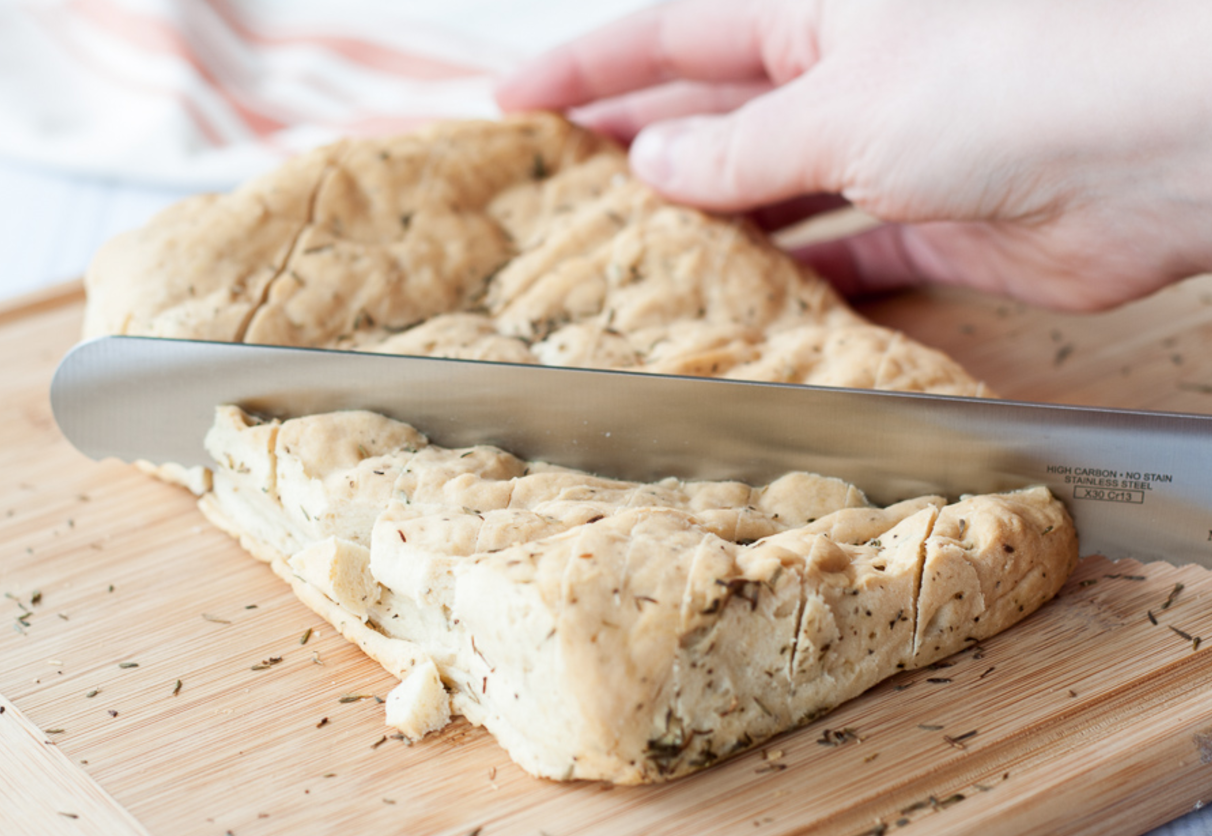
[50,335,1212,568]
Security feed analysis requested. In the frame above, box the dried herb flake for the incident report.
[944,730,979,749]
[817,728,862,747]
[1170,625,1194,642]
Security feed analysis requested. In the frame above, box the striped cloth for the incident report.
[1,0,657,189]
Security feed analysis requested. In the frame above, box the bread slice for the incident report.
[198,406,1078,784]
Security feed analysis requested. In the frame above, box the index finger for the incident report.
[496,0,780,112]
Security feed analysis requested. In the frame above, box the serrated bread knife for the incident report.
[50,335,1212,567]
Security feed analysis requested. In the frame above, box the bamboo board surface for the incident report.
[2,280,1212,836]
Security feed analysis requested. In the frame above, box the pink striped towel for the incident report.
[2,0,656,188]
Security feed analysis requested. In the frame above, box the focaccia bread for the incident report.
[199,406,1078,784]
[83,112,989,397]
[80,114,1067,784]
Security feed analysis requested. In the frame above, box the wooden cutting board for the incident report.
[3,279,1212,836]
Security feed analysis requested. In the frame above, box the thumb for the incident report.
[628,83,844,212]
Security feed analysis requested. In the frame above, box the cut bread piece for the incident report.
[198,406,1078,784]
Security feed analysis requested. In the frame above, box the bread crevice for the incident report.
[232,148,346,344]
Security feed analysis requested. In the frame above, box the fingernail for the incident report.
[630,125,677,187]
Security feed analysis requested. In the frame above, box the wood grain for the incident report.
[2,281,1212,836]
[0,695,150,836]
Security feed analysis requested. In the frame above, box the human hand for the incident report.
[496,0,1212,311]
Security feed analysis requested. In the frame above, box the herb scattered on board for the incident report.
[251,657,284,671]
[943,730,979,750]
[1140,586,1203,650]
[172,680,183,697]
[817,728,862,747]
[1168,624,1202,649]
[117,662,138,669]
[901,791,966,816]
[300,628,313,645]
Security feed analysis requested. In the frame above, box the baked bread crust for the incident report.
[84,113,988,396]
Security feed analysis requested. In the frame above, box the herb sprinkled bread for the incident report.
[81,114,1075,784]
[84,113,988,396]
[199,406,1077,784]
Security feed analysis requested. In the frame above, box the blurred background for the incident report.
[0,0,658,300]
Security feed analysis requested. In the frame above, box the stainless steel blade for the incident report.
[51,335,1212,567]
